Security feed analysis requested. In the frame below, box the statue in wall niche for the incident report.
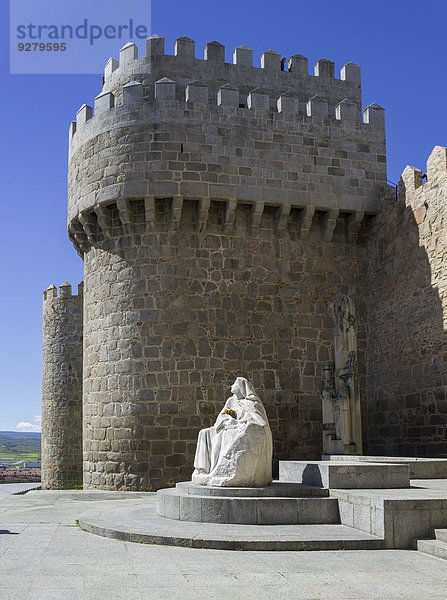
[321,293,363,456]
[191,377,273,487]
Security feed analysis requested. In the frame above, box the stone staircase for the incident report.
[416,529,447,560]
[78,458,447,552]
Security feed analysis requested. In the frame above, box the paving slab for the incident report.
[1,489,447,599]
[0,483,41,496]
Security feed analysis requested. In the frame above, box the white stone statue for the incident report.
[191,377,273,487]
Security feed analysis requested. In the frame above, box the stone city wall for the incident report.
[367,146,447,456]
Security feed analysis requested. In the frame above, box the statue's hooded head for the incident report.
[231,377,259,402]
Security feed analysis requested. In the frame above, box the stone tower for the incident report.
[43,34,390,491]
[41,282,83,489]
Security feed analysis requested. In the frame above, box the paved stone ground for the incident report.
[1,490,447,599]
[0,483,41,495]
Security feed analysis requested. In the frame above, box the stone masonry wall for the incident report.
[41,282,83,489]
[82,210,369,490]
[366,146,447,456]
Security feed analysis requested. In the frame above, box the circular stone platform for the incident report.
[78,495,384,551]
[157,481,338,524]
[175,481,328,497]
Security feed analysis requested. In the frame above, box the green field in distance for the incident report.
[0,432,41,465]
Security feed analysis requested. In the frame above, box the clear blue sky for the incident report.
[1,0,446,432]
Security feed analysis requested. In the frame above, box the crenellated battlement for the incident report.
[70,35,390,155]
[67,35,387,258]
[69,80,383,150]
[69,34,387,152]
[398,146,447,207]
[98,35,363,94]
[43,282,84,301]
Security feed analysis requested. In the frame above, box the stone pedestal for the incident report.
[157,481,338,525]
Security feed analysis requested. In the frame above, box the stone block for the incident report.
[120,42,138,64]
[256,498,297,524]
[279,461,410,488]
[179,494,201,522]
[122,181,147,198]
[97,183,121,203]
[288,53,308,74]
[417,538,447,560]
[323,455,447,479]
[204,41,225,62]
[306,95,328,117]
[427,145,447,184]
[59,281,72,296]
[104,57,118,80]
[247,88,269,110]
[69,121,76,138]
[335,98,358,121]
[314,58,334,79]
[277,92,298,114]
[186,80,208,104]
[340,62,361,83]
[175,36,195,58]
[337,498,354,527]
[155,78,176,100]
[158,489,180,519]
[233,45,253,66]
[94,91,114,114]
[217,83,239,106]
[122,81,143,104]
[200,497,229,523]
[363,103,385,125]
[76,104,92,125]
[297,498,339,524]
[227,498,257,524]
[353,503,372,533]
[146,34,165,56]
[261,49,281,70]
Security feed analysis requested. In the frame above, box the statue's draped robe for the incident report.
[192,380,273,487]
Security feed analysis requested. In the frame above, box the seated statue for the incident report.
[191,377,273,487]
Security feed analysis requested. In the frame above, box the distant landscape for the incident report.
[0,431,41,465]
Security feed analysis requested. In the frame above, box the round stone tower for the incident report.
[41,282,83,489]
[67,35,386,491]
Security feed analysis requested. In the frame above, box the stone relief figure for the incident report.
[321,293,362,455]
[191,377,273,487]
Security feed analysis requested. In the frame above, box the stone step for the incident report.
[78,497,384,551]
[416,538,447,560]
[433,528,447,543]
[157,487,339,524]
[322,455,447,479]
[279,460,410,489]
[176,480,329,497]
